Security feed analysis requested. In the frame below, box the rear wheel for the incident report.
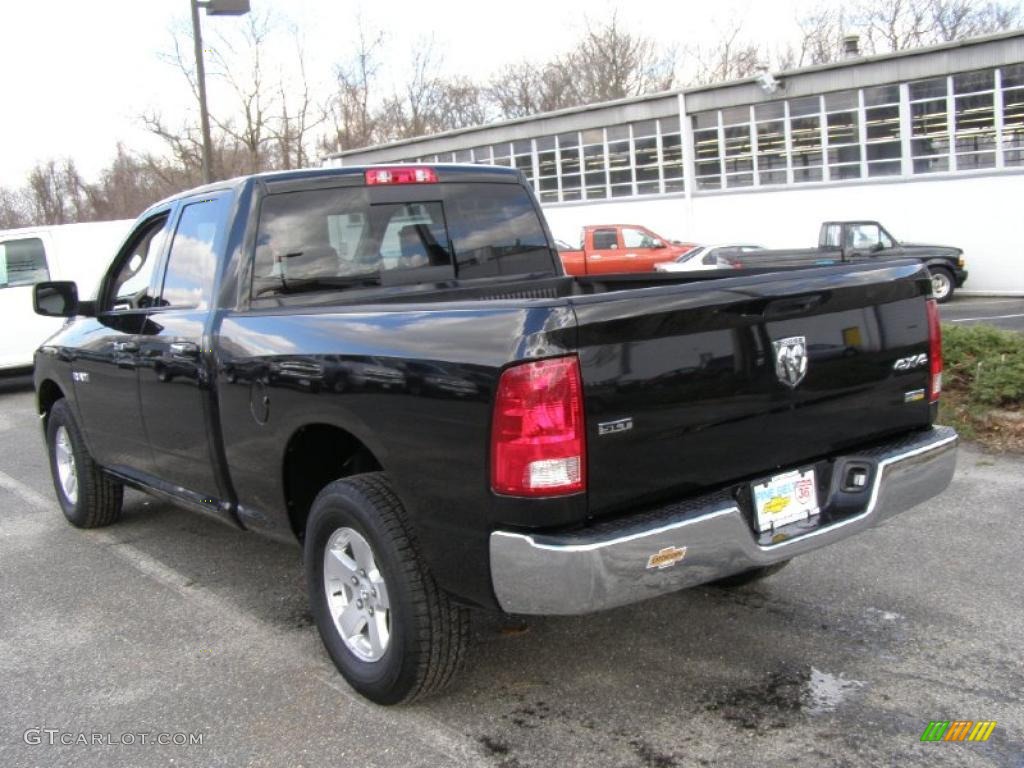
[712,560,791,588]
[304,473,469,704]
[45,399,123,528]
[929,267,955,303]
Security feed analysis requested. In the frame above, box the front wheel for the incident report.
[929,267,955,303]
[45,399,123,528]
[304,473,469,704]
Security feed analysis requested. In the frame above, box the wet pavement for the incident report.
[1,383,1021,767]
[940,296,1024,332]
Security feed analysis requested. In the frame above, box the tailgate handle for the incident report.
[765,294,825,319]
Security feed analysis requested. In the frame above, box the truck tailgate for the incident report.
[571,261,935,516]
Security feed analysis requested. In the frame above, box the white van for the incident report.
[0,220,132,371]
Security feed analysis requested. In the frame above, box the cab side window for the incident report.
[108,217,169,311]
[0,238,49,288]
[622,228,660,249]
[592,229,618,250]
[160,197,229,309]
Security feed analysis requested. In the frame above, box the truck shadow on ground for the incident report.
[106,492,929,768]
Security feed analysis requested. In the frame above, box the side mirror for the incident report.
[33,281,79,317]
[652,240,666,249]
[872,242,885,252]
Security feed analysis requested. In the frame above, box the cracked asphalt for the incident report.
[0,377,1021,768]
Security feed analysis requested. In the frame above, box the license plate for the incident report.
[752,468,820,533]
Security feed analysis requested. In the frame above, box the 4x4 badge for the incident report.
[773,336,808,389]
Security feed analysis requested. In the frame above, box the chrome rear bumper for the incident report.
[490,426,957,615]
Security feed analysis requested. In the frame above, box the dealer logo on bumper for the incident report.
[646,545,688,569]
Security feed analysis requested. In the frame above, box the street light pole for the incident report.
[188,0,250,185]
[190,0,214,184]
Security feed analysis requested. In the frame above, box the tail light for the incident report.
[365,167,438,185]
[926,299,942,402]
[491,356,586,497]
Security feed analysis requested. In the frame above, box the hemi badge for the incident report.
[904,388,926,403]
[646,545,687,570]
[598,417,633,436]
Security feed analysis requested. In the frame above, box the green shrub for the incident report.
[942,324,1024,407]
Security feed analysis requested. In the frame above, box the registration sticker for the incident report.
[752,468,820,532]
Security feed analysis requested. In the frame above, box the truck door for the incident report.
[136,193,232,508]
[585,227,624,275]
[620,226,669,271]
[71,214,171,475]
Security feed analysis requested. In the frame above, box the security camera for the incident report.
[756,70,781,94]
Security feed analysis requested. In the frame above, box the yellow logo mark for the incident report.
[764,496,790,514]
[646,546,687,570]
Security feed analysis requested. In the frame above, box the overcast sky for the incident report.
[0,0,995,186]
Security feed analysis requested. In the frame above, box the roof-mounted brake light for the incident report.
[365,167,438,185]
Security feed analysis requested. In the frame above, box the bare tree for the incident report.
[25,160,91,225]
[0,187,30,230]
[567,13,675,101]
[687,20,765,86]
[322,18,384,154]
[205,12,276,173]
[270,29,324,169]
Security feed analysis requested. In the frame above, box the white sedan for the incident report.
[654,244,764,272]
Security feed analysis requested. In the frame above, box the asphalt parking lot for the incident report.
[1,381,1022,768]
[942,296,1024,332]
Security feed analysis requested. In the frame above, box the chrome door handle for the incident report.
[169,341,200,358]
[624,253,637,259]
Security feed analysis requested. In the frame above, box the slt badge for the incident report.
[773,335,808,389]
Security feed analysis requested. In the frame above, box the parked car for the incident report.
[654,244,765,272]
[733,221,968,302]
[32,164,956,705]
[0,220,132,371]
[558,224,696,275]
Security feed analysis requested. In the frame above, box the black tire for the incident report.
[45,399,123,528]
[929,266,955,303]
[712,559,791,588]
[304,473,469,705]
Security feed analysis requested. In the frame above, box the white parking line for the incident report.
[0,467,486,766]
[949,313,1024,323]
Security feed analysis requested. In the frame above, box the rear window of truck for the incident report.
[252,182,554,299]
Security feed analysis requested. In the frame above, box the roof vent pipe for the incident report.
[843,34,861,58]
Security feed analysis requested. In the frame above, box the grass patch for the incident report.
[939,323,1024,452]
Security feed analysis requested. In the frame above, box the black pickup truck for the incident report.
[31,165,957,704]
[731,221,968,302]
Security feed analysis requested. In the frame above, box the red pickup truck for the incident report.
[558,225,695,275]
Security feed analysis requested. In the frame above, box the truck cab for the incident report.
[558,224,695,275]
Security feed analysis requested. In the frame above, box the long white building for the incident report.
[325,32,1024,295]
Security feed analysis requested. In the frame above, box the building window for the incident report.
[910,77,950,174]
[722,106,754,188]
[660,116,684,193]
[535,135,558,202]
[491,143,511,167]
[471,146,492,164]
[693,111,721,190]
[825,90,861,180]
[606,124,633,198]
[632,120,659,195]
[952,69,997,171]
[863,84,902,176]
[788,96,823,183]
[754,101,786,186]
[582,128,607,200]
[512,140,534,184]
[557,132,582,201]
[1003,63,1024,166]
